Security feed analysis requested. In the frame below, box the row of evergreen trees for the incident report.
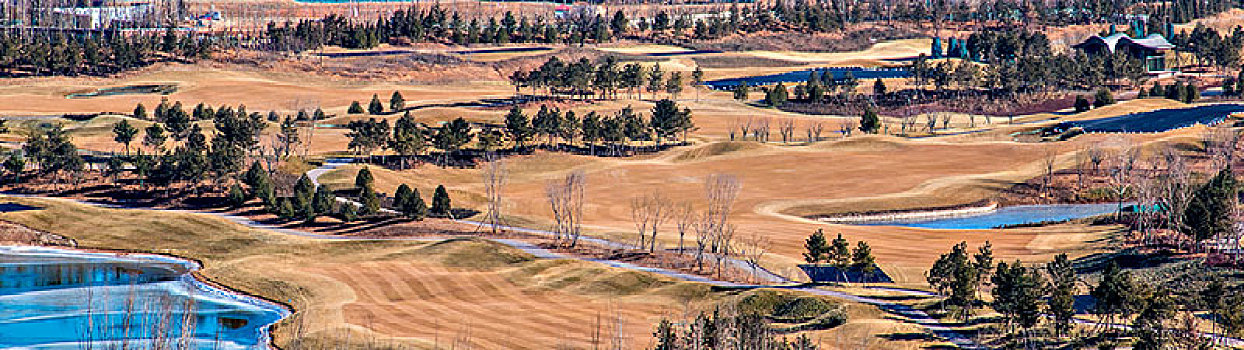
[261,2,853,51]
[0,29,211,77]
[343,99,693,161]
[509,57,703,101]
[231,163,453,224]
[260,0,1240,53]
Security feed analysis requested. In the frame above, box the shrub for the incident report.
[1074,96,1091,112]
[1093,87,1115,108]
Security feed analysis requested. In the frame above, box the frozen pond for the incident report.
[855,203,1121,230]
[703,67,910,89]
[1069,104,1244,133]
[0,247,287,350]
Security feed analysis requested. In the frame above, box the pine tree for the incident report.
[1075,96,1091,112]
[1185,166,1237,243]
[338,202,358,223]
[368,94,384,115]
[505,105,534,148]
[852,241,876,282]
[348,101,364,114]
[431,184,452,217]
[227,183,247,208]
[1184,83,1199,103]
[765,83,788,107]
[112,119,138,155]
[859,107,880,133]
[394,184,413,210]
[873,78,887,96]
[390,91,405,111]
[143,123,167,151]
[1094,87,1115,107]
[355,167,375,191]
[133,103,147,119]
[803,229,829,263]
[313,186,335,215]
[359,186,381,216]
[1046,253,1077,338]
[733,82,750,101]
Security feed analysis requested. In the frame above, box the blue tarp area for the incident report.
[1069,103,1244,133]
[799,264,893,284]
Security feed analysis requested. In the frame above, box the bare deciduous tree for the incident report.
[674,202,695,256]
[547,170,586,247]
[739,118,752,141]
[701,174,741,278]
[739,233,769,283]
[480,156,506,235]
[840,119,858,138]
[779,119,795,143]
[752,117,771,143]
[1042,150,1057,197]
[630,192,673,252]
[806,122,824,142]
[1088,142,1106,174]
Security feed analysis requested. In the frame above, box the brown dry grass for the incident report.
[0,196,928,349]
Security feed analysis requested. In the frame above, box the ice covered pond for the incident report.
[0,246,288,349]
[851,203,1122,230]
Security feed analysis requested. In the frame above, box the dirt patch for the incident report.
[0,220,77,247]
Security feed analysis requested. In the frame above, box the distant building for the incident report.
[49,3,152,29]
[1073,33,1175,72]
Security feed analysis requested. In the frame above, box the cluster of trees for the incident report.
[1138,81,1199,103]
[912,49,1145,96]
[229,163,451,224]
[925,241,994,321]
[932,30,1052,63]
[250,0,1242,53]
[923,243,1087,346]
[343,100,693,163]
[264,8,625,51]
[622,174,749,279]
[0,29,211,77]
[651,310,820,350]
[347,92,406,115]
[1169,25,1244,70]
[802,229,876,281]
[1073,87,1117,112]
[758,71,864,108]
[261,1,854,52]
[509,57,703,101]
[21,125,83,184]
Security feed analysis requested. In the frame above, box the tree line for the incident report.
[0,29,212,77]
[508,57,703,101]
[928,240,1244,348]
[343,98,694,163]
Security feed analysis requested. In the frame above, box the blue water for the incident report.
[703,67,910,89]
[1069,104,1244,133]
[858,203,1121,230]
[0,247,288,350]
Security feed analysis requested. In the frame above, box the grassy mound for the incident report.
[674,141,765,161]
[735,289,849,331]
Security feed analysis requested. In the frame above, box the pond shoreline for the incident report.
[816,201,999,224]
[815,200,1124,228]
